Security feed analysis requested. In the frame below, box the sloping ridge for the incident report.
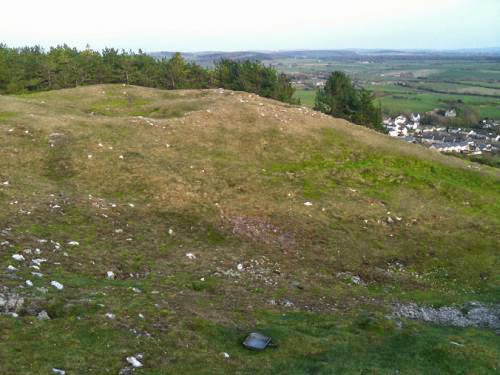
[0,84,498,373]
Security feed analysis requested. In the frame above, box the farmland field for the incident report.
[281,54,500,119]
[294,89,315,107]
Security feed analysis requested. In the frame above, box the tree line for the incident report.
[0,44,297,104]
[0,44,385,131]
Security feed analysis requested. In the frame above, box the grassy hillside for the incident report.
[1,85,499,374]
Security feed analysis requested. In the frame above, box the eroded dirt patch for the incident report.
[228,216,295,248]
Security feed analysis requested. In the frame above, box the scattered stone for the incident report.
[25,280,33,287]
[237,263,244,271]
[105,313,116,320]
[131,288,141,293]
[52,368,65,375]
[393,302,500,330]
[223,352,230,358]
[336,272,365,285]
[50,281,64,290]
[31,272,43,278]
[168,228,174,236]
[350,275,363,285]
[32,258,47,266]
[67,241,79,246]
[12,254,25,261]
[37,310,51,320]
[0,292,24,314]
[304,201,313,206]
[185,252,196,260]
[126,356,143,368]
[7,265,17,271]
[138,313,145,319]
[107,271,115,280]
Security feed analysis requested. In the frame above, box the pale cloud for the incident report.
[1,0,498,50]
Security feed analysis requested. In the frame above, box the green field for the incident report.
[294,87,500,118]
[371,88,500,118]
[285,57,500,119]
[294,89,316,107]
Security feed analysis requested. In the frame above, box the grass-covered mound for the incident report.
[0,85,498,374]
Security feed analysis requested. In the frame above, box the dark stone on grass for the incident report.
[243,332,273,350]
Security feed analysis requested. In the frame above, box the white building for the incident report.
[445,109,457,118]
[394,115,407,126]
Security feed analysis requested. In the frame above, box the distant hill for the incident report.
[150,48,500,65]
[1,85,498,373]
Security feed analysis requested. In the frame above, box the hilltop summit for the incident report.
[0,85,498,373]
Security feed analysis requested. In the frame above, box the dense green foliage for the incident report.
[0,44,296,103]
[214,59,298,103]
[315,71,384,132]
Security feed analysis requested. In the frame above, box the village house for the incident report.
[382,109,498,157]
[445,109,457,118]
[410,113,421,123]
[394,115,407,126]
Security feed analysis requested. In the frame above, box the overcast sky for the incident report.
[2,0,499,51]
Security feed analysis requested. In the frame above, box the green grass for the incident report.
[372,90,500,118]
[2,309,498,374]
[294,89,316,107]
[0,110,17,121]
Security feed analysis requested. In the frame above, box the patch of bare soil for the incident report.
[228,216,295,248]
